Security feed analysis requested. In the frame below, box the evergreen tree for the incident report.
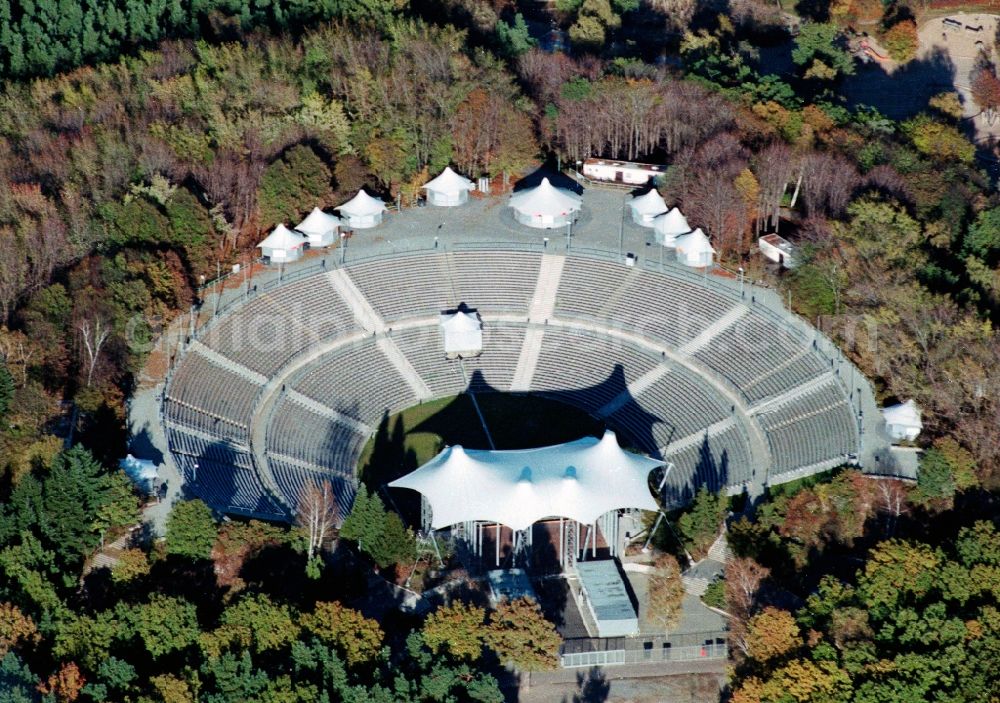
[164,499,217,560]
[0,362,13,418]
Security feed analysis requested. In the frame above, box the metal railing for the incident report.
[560,631,728,668]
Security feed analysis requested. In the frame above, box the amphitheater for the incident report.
[159,186,888,523]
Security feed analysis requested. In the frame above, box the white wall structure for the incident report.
[337,189,387,229]
[674,228,715,268]
[628,189,668,227]
[439,310,483,358]
[759,233,797,268]
[882,400,922,442]
[653,207,691,247]
[582,158,666,185]
[508,177,583,229]
[422,166,475,206]
[294,207,340,247]
[257,223,307,263]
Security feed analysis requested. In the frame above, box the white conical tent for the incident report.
[422,166,475,206]
[628,189,668,226]
[257,223,307,262]
[882,399,922,441]
[508,177,583,229]
[337,189,387,229]
[674,227,715,268]
[439,310,482,357]
[653,207,691,246]
[389,430,661,531]
[295,207,340,247]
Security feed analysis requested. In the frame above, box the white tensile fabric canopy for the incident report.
[629,189,668,217]
[257,223,306,251]
[654,207,691,237]
[509,177,583,218]
[295,207,340,236]
[389,430,661,531]
[675,227,714,254]
[422,167,475,196]
[439,310,482,354]
[338,189,387,217]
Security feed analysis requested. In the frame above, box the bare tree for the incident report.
[0,328,37,386]
[875,479,909,535]
[296,479,339,563]
[75,316,111,387]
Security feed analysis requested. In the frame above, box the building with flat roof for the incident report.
[575,560,639,638]
[487,568,537,606]
[582,158,666,186]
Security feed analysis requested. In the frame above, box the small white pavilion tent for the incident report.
[508,177,582,229]
[628,189,668,227]
[294,207,340,247]
[653,207,691,247]
[422,166,475,206]
[337,189,387,229]
[389,430,660,532]
[674,227,715,268]
[258,224,307,263]
[882,400,922,442]
[440,310,483,358]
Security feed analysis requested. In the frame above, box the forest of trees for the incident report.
[0,0,999,700]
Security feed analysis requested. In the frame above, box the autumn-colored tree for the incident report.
[0,603,39,656]
[902,115,976,163]
[743,607,800,663]
[484,597,560,671]
[882,20,918,63]
[971,66,1000,126]
[109,548,151,583]
[38,661,85,702]
[149,674,196,703]
[302,601,384,667]
[421,601,486,660]
[647,554,685,633]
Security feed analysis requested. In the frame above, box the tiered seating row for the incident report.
[199,273,358,376]
[173,453,284,518]
[292,341,418,425]
[606,367,730,452]
[446,252,541,313]
[166,426,254,469]
[531,327,660,412]
[555,257,737,347]
[758,381,858,474]
[660,424,754,505]
[164,350,261,442]
[692,316,825,403]
[266,397,367,475]
[269,458,356,518]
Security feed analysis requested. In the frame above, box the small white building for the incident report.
[674,228,715,268]
[422,166,475,206]
[294,207,340,247]
[582,158,666,185]
[628,189,668,227]
[440,309,483,359]
[337,189,387,229]
[258,223,307,263]
[882,400,922,442]
[759,233,797,268]
[653,207,691,247]
[508,177,582,229]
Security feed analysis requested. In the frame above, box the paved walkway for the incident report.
[128,382,182,536]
